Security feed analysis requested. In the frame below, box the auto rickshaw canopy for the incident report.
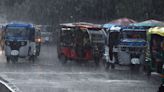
[103,18,137,28]
[147,27,164,41]
[109,25,149,33]
[130,20,164,27]
[5,22,34,28]
[60,22,102,30]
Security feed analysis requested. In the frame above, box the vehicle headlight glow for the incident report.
[37,38,41,42]
[36,38,42,43]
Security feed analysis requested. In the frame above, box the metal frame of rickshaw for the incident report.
[57,22,106,64]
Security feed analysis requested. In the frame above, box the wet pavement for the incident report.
[0,45,161,92]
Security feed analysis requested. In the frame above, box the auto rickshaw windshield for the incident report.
[121,31,146,40]
[5,27,30,37]
[60,29,74,45]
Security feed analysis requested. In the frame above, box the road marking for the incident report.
[0,72,108,75]
[0,72,146,84]
[11,79,145,84]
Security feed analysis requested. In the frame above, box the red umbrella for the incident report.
[109,18,137,25]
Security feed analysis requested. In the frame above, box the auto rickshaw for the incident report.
[145,27,164,84]
[3,23,37,63]
[57,22,106,65]
[105,25,149,71]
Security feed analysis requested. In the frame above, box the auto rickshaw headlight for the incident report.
[36,38,41,43]
[38,38,41,42]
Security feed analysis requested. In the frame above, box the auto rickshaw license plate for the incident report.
[11,50,19,56]
[131,58,140,64]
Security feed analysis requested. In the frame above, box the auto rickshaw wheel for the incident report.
[36,48,40,56]
[57,53,61,59]
[105,62,115,70]
[11,56,18,64]
[60,54,67,64]
[94,58,100,67]
[28,55,35,63]
[146,65,152,77]
[105,62,110,70]
[32,56,35,63]
[130,64,141,73]
[6,56,10,63]
[111,63,115,69]
[30,55,35,63]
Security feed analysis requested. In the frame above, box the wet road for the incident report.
[0,45,161,92]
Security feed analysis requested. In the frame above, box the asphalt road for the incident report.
[0,44,161,92]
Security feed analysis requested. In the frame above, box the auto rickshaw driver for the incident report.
[74,33,84,58]
[83,32,90,49]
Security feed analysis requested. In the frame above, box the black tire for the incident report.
[36,47,41,56]
[136,64,141,72]
[57,48,61,59]
[36,50,40,56]
[146,65,152,77]
[130,64,141,73]
[105,62,110,70]
[11,56,18,64]
[32,55,35,63]
[28,55,35,63]
[6,56,10,63]
[111,63,115,69]
[60,54,67,64]
[29,55,35,63]
[94,58,100,67]
[57,53,61,59]
[102,59,106,67]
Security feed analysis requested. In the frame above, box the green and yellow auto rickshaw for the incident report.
[146,27,164,84]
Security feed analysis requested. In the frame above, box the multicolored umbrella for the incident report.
[109,18,137,25]
[103,18,137,28]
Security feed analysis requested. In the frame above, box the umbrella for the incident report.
[103,18,137,29]
[130,19,164,27]
[109,18,137,26]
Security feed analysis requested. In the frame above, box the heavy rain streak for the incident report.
[0,0,163,92]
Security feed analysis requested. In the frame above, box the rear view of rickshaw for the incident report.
[57,22,106,66]
[106,26,148,71]
[146,27,164,84]
[3,23,37,63]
